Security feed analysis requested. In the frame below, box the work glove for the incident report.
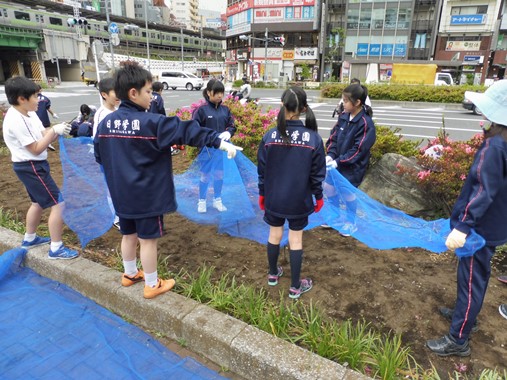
[258,195,265,211]
[314,198,324,213]
[219,140,243,159]
[52,123,71,136]
[445,228,467,251]
[326,156,337,169]
[219,131,231,141]
[53,113,59,119]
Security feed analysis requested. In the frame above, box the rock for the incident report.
[359,153,434,216]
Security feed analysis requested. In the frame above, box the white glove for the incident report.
[219,140,243,159]
[445,229,467,251]
[53,113,59,119]
[326,156,337,169]
[52,123,71,136]
[219,131,232,141]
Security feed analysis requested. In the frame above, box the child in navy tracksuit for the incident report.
[149,81,166,116]
[427,80,507,357]
[257,86,326,299]
[192,79,236,213]
[325,84,376,236]
[94,63,241,299]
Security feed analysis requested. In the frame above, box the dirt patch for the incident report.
[1,141,506,377]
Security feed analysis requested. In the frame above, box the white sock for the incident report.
[24,233,36,242]
[123,259,138,276]
[50,241,63,252]
[144,271,158,288]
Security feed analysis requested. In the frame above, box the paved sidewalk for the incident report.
[0,227,369,380]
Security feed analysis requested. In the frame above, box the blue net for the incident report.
[59,136,115,247]
[58,137,484,256]
[0,248,226,380]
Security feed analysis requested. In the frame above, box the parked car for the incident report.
[462,90,483,115]
[159,71,204,91]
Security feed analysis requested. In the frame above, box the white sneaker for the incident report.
[197,199,207,213]
[212,198,227,212]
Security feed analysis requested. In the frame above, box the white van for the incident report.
[159,71,204,91]
[434,72,454,86]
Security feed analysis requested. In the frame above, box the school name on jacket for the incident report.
[105,118,141,135]
[269,130,313,145]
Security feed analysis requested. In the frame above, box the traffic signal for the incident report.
[273,35,285,47]
[67,17,89,27]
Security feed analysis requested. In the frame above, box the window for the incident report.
[451,5,488,15]
[2,9,7,17]
[14,11,30,21]
[49,17,62,26]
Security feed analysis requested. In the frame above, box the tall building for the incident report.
[171,0,200,31]
[226,0,504,83]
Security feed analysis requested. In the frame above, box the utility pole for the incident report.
[264,27,268,81]
[144,0,151,71]
[181,27,184,71]
[104,0,115,69]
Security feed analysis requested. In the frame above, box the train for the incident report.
[0,0,224,59]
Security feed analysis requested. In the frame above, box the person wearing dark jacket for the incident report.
[257,86,326,299]
[192,79,236,213]
[149,81,166,116]
[325,84,376,236]
[427,79,507,357]
[94,63,242,300]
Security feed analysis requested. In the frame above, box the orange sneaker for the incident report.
[144,278,176,299]
[122,270,144,287]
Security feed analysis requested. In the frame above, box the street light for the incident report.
[124,24,139,59]
[144,0,151,71]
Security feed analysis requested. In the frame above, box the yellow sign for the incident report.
[282,51,294,60]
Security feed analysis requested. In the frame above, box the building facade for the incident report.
[225,0,505,83]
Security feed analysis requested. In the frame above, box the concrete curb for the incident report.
[1,227,370,380]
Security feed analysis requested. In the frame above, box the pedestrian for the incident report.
[2,76,77,259]
[70,104,96,137]
[192,78,236,213]
[257,86,326,299]
[324,83,376,236]
[94,63,241,299]
[35,85,59,151]
[93,77,120,138]
[149,81,166,116]
[426,79,507,357]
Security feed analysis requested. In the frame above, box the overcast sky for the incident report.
[164,0,226,12]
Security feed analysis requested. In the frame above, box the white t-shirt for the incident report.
[3,107,48,162]
[93,105,114,138]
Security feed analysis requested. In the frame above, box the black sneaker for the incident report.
[426,334,471,357]
[499,304,507,320]
[438,306,479,333]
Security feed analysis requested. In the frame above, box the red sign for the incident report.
[226,0,253,16]
[253,0,315,6]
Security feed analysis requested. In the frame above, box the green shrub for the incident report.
[232,79,244,88]
[370,125,421,166]
[322,83,485,103]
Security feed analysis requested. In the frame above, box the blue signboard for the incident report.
[369,44,381,56]
[451,14,486,25]
[394,44,406,56]
[357,43,368,56]
[109,22,119,34]
[381,44,393,55]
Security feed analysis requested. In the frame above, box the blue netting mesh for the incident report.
[59,137,115,247]
[58,137,484,256]
[0,248,226,380]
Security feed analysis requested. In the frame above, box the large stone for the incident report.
[359,153,433,216]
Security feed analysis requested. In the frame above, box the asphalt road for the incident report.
[0,82,483,143]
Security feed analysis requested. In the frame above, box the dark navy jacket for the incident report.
[451,134,507,246]
[257,120,326,218]
[326,109,376,187]
[149,92,166,116]
[94,100,222,218]
[192,99,236,136]
[36,93,51,128]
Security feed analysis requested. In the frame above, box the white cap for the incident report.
[466,80,507,126]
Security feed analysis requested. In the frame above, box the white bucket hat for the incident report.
[466,80,507,126]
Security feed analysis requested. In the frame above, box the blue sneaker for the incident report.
[21,235,50,249]
[48,245,79,260]
[267,266,283,286]
[289,278,313,299]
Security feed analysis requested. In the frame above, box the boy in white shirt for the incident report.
[3,76,78,259]
[93,77,120,138]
